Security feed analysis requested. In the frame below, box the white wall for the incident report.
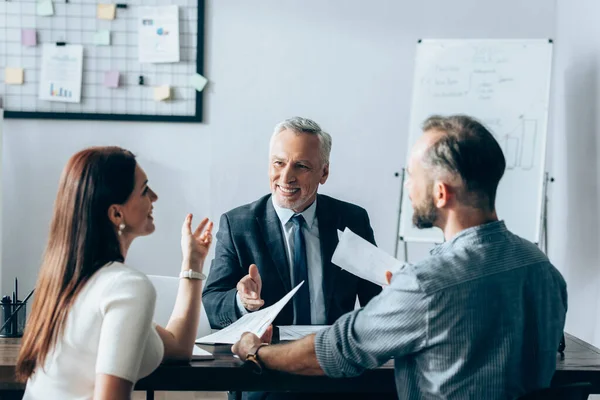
[1,0,555,316]
[548,0,600,346]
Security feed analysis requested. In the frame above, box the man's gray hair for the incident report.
[271,117,332,165]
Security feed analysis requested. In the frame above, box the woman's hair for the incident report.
[16,146,137,381]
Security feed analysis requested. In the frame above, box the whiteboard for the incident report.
[399,39,552,244]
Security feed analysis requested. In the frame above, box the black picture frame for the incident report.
[3,0,205,123]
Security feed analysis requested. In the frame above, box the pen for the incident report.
[15,278,18,334]
[11,291,16,335]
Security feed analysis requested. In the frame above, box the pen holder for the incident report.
[0,301,26,338]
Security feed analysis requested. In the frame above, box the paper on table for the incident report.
[37,0,54,16]
[332,228,404,286]
[278,325,329,341]
[5,68,24,85]
[94,30,111,46]
[196,282,304,345]
[97,4,116,20]
[21,29,37,46]
[191,345,214,360]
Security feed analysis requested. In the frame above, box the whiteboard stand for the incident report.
[393,168,409,262]
[538,172,555,255]
[394,169,554,262]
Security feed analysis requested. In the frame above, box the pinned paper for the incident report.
[138,5,180,63]
[97,4,116,20]
[5,68,24,85]
[190,73,208,92]
[94,30,111,46]
[104,71,120,88]
[153,85,170,101]
[39,44,83,103]
[37,0,54,16]
[21,29,37,46]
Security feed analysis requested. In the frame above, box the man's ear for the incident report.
[107,205,123,227]
[319,163,330,185]
[434,181,450,208]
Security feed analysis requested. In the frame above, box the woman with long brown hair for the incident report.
[16,146,213,399]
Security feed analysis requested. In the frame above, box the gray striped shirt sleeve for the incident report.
[314,268,428,378]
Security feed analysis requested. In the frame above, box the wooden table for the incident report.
[1,333,599,396]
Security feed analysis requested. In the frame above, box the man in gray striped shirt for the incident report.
[232,115,568,399]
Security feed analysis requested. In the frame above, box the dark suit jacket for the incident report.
[203,194,382,329]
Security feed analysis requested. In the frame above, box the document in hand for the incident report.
[195,281,304,344]
[332,228,404,286]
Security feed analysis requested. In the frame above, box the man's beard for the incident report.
[412,198,438,229]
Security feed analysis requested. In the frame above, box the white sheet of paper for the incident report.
[138,5,180,63]
[332,228,404,286]
[278,325,329,341]
[38,44,83,103]
[191,345,214,360]
[196,282,304,344]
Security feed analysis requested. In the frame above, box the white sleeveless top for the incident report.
[23,262,164,400]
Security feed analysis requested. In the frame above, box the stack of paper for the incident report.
[196,282,304,345]
[332,228,404,286]
[191,345,214,360]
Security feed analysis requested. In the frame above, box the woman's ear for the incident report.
[107,205,123,227]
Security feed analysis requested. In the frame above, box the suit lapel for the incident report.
[257,197,292,293]
[317,195,340,321]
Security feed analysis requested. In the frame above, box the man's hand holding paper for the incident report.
[332,228,404,286]
[196,282,304,345]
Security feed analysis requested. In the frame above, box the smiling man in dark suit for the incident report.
[203,117,381,333]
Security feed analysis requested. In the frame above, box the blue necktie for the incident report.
[291,214,311,325]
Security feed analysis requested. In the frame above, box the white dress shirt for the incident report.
[236,199,327,324]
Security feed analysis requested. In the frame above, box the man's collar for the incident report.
[430,220,507,256]
[272,198,318,228]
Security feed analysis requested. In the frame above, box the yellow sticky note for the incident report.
[154,86,170,101]
[5,68,24,85]
[97,4,116,20]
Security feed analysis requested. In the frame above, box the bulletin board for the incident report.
[0,0,205,122]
